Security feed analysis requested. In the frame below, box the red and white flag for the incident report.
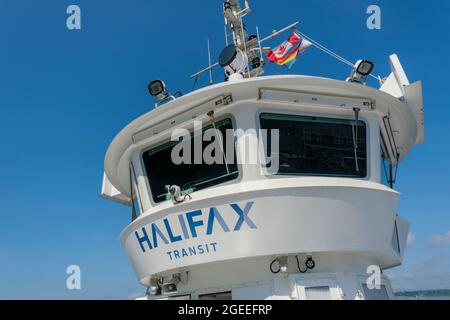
[266,32,312,68]
[266,32,302,63]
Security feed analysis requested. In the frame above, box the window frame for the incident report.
[151,294,192,300]
[139,115,241,206]
[256,109,371,180]
[129,162,143,220]
[357,274,394,300]
[292,276,342,300]
[198,291,232,300]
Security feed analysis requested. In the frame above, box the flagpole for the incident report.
[259,21,299,44]
[190,21,301,79]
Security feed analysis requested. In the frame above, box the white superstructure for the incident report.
[101,1,424,300]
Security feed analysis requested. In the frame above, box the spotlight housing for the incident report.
[148,80,166,98]
[346,59,375,85]
[278,256,288,273]
[356,60,374,76]
[147,79,176,107]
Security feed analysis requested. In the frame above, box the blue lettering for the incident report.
[151,223,169,248]
[135,227,152,253]
[231,202,256,231]
[163,218,182,243]
[186,210,204,238]
[137,202,258,257]
[206,207,230,235]
[178,214,190,239]
[165,242,218,261]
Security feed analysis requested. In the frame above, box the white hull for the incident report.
[124,180,407,300]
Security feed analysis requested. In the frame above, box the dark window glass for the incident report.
[362,284,389,300]
[142,119,238,203]
[380,134,392,187]
[260,113,367,177]
[199,291,232,300]
[130,168,141,220]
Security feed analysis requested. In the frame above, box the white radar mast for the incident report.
[191,0,299,82]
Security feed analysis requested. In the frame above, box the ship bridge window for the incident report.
[260,113,367,177]
[199,291,232,300]
[361,284,389,300]
[142,118,238,203]
[380,134,397,188]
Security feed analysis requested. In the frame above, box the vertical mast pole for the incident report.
[224,25,229,46]
[256,25,263,62]
[207,39,213,85]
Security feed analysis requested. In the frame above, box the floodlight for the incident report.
[346,59,375,85]
[356,60,374,76]
[277,256,288,273]
[148,79,166,97]
[148,79,176,107]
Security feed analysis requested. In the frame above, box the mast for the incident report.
[191,0,299,82]
[223,0,250,48]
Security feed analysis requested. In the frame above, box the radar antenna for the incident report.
[191,0,299,82]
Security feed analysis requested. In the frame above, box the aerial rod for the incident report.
[190,21,299,79]
[190,1,299,80]
[226,0,251,17]
[235,0,251,17]
[207,39,213,85]
[190,62,219,79]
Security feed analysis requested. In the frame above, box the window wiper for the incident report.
[207,110,230,174]
[185,172,238,191]
[351,108,361,173]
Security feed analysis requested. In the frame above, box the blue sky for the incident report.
[0,0,449,299]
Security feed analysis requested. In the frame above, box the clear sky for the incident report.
[0,0,449,299]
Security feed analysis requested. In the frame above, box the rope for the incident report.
[295,30,379,80]
[191,75,199,92]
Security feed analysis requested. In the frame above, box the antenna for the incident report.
[190,1,299,83]
[224,0,250,47]
[224,25,229,46]
[207,39,213,85]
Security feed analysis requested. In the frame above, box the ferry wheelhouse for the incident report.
[101,0,424,300]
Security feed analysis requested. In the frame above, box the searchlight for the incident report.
[346,60,374,85]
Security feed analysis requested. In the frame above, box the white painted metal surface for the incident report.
[380,54,425,144]
[100,173,130,205]
[100,69,423,300]
[100,0,424,298]
[122,180,403,284]
[105,75,419,197]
